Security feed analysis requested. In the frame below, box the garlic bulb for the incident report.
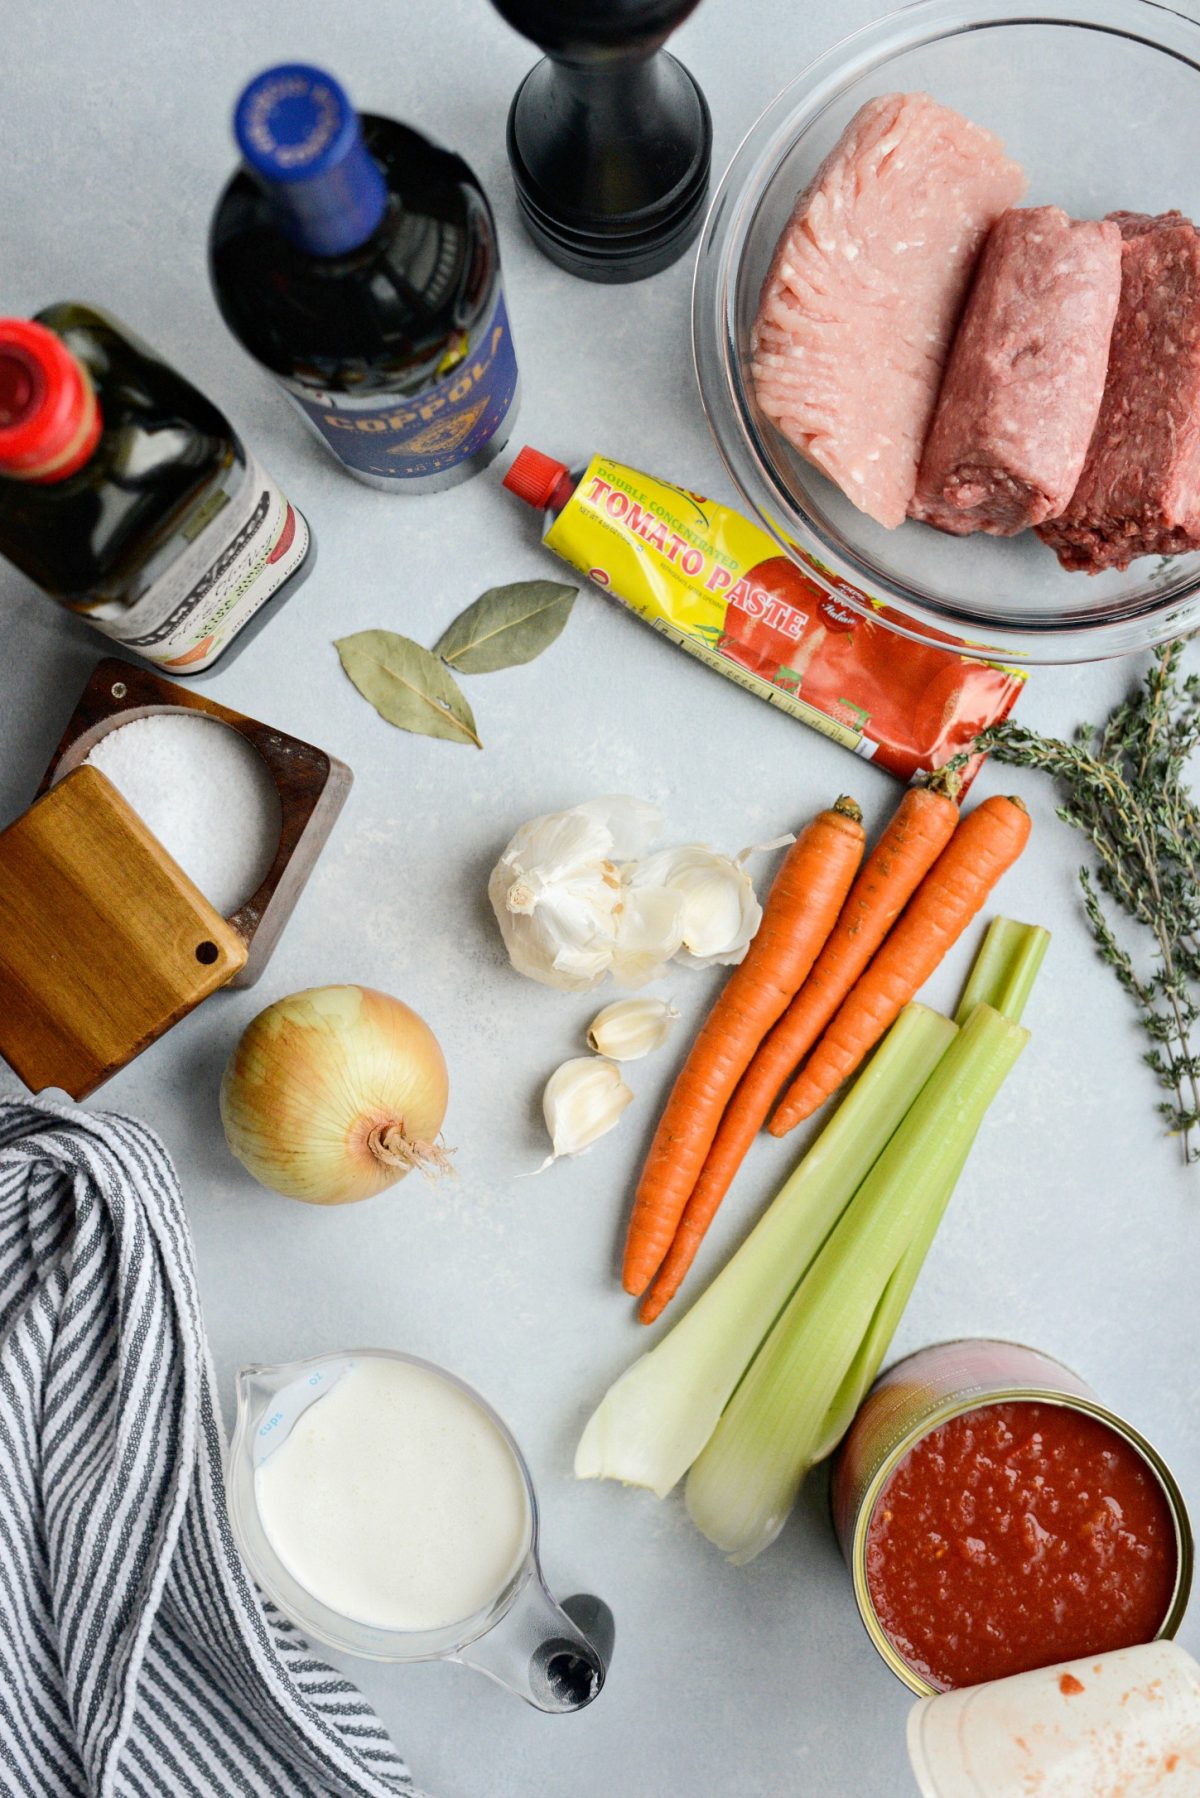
[489,795,680,992]
[587,998,679,1061]
[625,837,792,968]
[541,1057,633,1163]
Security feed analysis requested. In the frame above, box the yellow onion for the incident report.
[220,985,450,1205]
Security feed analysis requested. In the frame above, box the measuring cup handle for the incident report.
[456,1572,612,1712]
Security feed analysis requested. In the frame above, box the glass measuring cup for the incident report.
[228,1348,611,1712]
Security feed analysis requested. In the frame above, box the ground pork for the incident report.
[751,92,1026,529]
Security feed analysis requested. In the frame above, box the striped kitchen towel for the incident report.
[0,1096,425,1798]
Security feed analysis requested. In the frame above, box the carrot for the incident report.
[770,793,1031,1134]
[622,796,865,1298]
[638,779,961,1324]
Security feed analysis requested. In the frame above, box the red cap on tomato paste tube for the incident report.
[0,320,102,482]
[503,446,570,510]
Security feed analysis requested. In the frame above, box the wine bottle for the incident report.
[209,64,519,493]
[0,306,312,674]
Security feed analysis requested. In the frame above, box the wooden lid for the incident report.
[0,765,247,1099]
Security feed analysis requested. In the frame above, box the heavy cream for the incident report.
[253,1357,531,1634]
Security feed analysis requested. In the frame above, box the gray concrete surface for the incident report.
[1,3,1197,1793]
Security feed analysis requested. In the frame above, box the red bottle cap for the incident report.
[502,445,569,510]
[0,320,102,483]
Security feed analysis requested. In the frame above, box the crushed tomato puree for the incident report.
[865,1401,1177,1691]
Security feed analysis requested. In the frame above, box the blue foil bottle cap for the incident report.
[234,64,388,257]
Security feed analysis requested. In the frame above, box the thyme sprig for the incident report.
[964,639,1200,1162]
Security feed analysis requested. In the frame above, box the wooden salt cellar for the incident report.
[0,657,352,1100]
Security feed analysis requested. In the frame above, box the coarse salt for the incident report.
[84,712,281,916]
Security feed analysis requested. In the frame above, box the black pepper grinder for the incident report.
[491,0,712,283]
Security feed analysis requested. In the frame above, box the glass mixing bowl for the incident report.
[692,0,1200,663]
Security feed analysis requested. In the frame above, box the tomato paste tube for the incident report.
[502,447,1024,789]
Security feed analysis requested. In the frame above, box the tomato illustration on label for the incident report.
[717,557,826,679]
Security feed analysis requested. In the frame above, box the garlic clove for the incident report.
[610,883,684,988]
[542,1056,634,1162]
[625,843,756,967]
[586,997,680,1061]
[626,837,792,969]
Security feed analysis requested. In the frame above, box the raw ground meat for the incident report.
[911,207,1121,536]
[751,92,1026,529]
[1038,211,1200,573]
[1108,209,1189,237]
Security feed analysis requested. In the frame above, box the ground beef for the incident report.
[1038,211,1200,573]
[751,93,1026,530]
[911,207,1121,536]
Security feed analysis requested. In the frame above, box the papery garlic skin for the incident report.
[610,884,684,988]
[542,1057,633,1160]
[587,998,679,1061]
[625,839,790,969]
[489,796,666,992]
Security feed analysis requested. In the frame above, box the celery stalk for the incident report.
[812,923,1050,1460]
[817,920,1050,1455]
[574,1005,956,1497]
[809,1155,962,1464]
[684,1004,1028,1564]
[955,917,1050,1026]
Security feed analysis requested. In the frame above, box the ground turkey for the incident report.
[911,207,1121,536]
[1038,211,1200,573]
[751,92,1026,530]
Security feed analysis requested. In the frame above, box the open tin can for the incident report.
[831,1339,1194,1696]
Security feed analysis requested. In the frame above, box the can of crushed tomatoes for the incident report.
[832,1339,1194,1697]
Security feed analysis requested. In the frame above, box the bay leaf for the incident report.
[335,630,482,748]
[433,580,577,674]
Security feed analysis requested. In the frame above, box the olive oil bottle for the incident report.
[0,305,312,673]
[209,64,519,492]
